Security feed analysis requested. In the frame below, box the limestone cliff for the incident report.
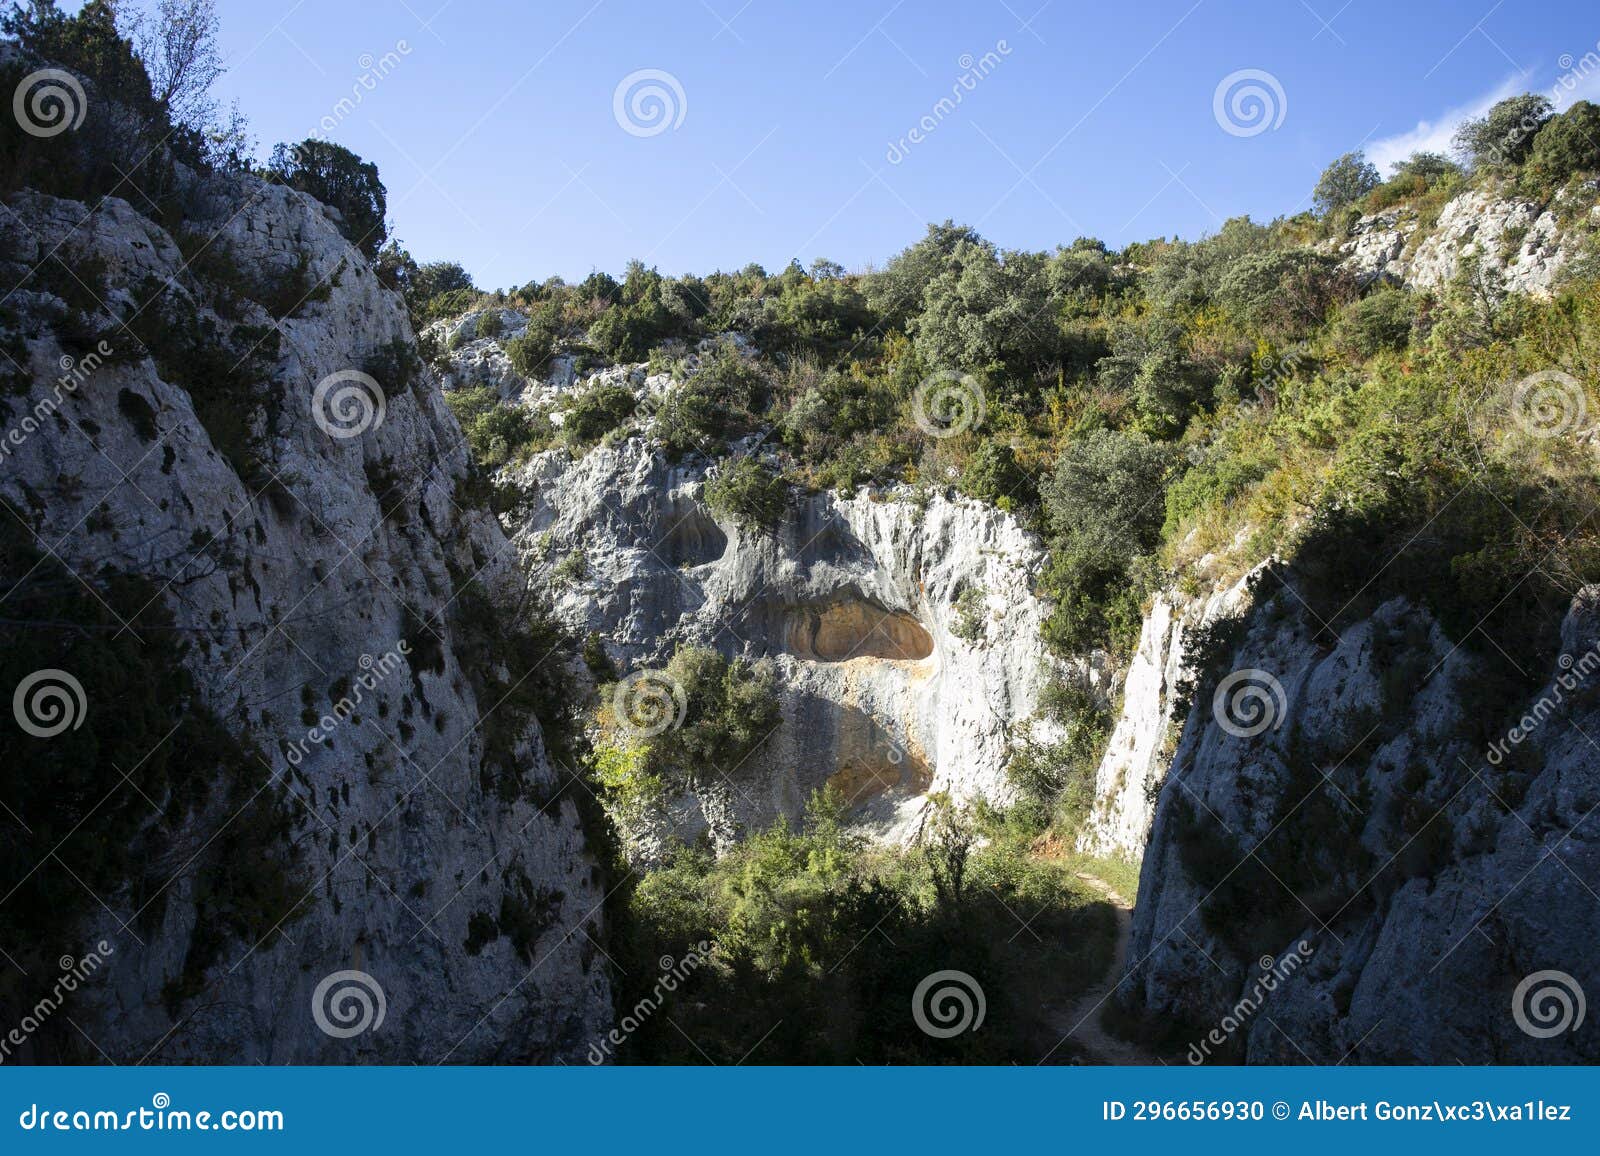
[0,173,609,1062]
[503,433,1058,855]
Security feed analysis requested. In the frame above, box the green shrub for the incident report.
[1312,152,1380,216]
[951,584,987,641]
[703,455,787,531]
[607,791,1115,1063]
[267,139,388,257]
[561,382,636,445]
[958,438,1031,504]
[1333,286,1416,357]
[445,386,548,467]
[1039,429,1171,652]
[1524,101,1600,189]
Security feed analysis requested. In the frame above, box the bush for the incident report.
[597,645,781,800]
[561,382,636,445]
[1453,93,1552,170]
[652,343,765,456]
[267,139,388,257]
[1333,286,1416,357]
[505,309,559,378]
[1312,152,1380,216]
[1039,429,1172,653]
[1524,101,1600,189]
[951,584,987,641]
[445,386,546,467]
[607,791,1115,1063]
[476,311,503,339]
[958,438,1032,505]
[704,455,787,531]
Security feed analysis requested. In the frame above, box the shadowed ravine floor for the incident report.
[1044,874,1157,1065]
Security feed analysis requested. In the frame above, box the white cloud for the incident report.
[1365,63,1600,174]
[1365,75,1523,173]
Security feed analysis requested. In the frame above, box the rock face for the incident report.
[1123,576,1600,1063]
[1337,181,1600,295]
[1076,569,1257,858]
[0,176,610,1061]
[506,437,1058,854]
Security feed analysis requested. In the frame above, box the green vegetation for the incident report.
[1312,151,1380,215]
[702,455,787,531]
[608,790,1117,1063]
[444,385,550,467]
[593,644,781,816]
[266,139,388,258]
[559,381,636,446]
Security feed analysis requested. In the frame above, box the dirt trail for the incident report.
[1043,872,1160,1065]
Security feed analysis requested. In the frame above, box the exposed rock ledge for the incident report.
[505,438,1060,857]
[1336,181,1600,295]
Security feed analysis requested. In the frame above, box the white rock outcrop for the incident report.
[1336,180,1599,296]
[506,437,1058,854]
[0,176,610,1062]
[1122,578,1600,1062]
[1076,568,1259,858]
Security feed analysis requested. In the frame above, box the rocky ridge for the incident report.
[0,174,610,1061]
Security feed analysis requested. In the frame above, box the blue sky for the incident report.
[193,0,1600,286]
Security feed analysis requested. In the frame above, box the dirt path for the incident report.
[1043,872,1159,1065]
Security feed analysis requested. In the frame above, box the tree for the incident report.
[1525,101,1600,187]
[865,220,982,329]
[268,139,388,257]
[1038,429,1171,650]
[909,238,1059,375]
[1388,151,1460,186]
[1453,93,1553,169]
[703,455,786,531]
[134,0,223,133]
[1312,151,1380,215]
[415,260,475,300]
